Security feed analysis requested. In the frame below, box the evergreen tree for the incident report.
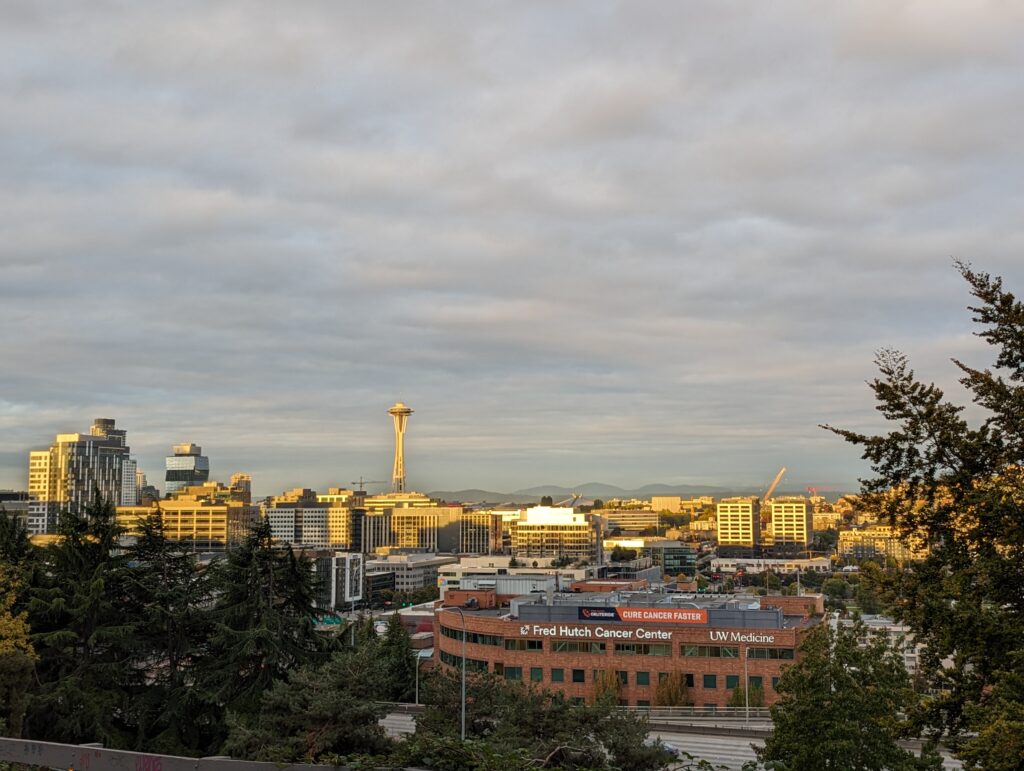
[726,683,764,708]
[826,264,1024,768]
[380,612,416,701]
[758,622,940,771]
[222,647,391,763]
[122,514,218,755]
[204,519,335,725]
[24,491,136,747]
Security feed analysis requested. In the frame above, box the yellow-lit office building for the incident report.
[768,497,813,552]
[117,480,256,552]
[509,506,602,564]
[715,497,761,551]
[838,524,929,564]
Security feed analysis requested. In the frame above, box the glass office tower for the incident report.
[165,443,210,496]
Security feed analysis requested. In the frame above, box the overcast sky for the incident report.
[2,1,1024,497]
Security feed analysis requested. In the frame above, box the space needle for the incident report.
[387,401,413,492]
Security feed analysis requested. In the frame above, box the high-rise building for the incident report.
[26,418,134,533]
[768,497,814,555]
[387,402,413,493]
[716,497,761,556]
[165,443,210,496]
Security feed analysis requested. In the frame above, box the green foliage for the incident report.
[825,265,1024,769]
[222,647,391,763]
[540,496,554,506]
[24,491,136,747]
[653,670,693,707]
[407,669,670,770]
[609,545,637,562]
[204,519,336,722]
[121,514,219,754]
[726,684,764,708]
[759,622,940,771]
[379,612,417,701]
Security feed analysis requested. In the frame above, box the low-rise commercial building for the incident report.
[435,591,824,707]
[366,553,458,592]
[117,480,256,551]
[710,556,831,575]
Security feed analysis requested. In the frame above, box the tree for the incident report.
[592,499,605,510]
[122,514,218,755]
[609,546,637,563]
[222,647,391,763]
[726,683,764,708]
[203,520,336,726]
[540,496,554,506]
[758,622,940,771]
[592,669,622,704]
[407,670,671,771]
[0,563,35,737]
[24,491,136,747]
[825,264,1024,768]
[380,612,417,701]
[653,671,693,707]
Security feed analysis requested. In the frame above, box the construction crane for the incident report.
[554,493,582,507]
[763,467,787,502]
[351,477,387,492]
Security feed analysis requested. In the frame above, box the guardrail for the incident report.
[617,705,773,720]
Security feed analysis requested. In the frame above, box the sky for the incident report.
[3,1,1024,497]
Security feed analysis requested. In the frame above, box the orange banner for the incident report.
[616,607,708,624]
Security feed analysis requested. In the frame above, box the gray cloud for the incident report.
[2,1,1024,496]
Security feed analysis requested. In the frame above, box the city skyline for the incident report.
[3,3,1024,495]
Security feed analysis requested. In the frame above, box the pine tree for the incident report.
[222,646,391,763]
[204,519,335,725]
[758,622,940,771]
[826,264,1024,768]
[380,612,417,701]
[24,491,136,747]
[122,514,218,754]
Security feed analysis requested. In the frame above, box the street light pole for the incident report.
[743,644,749,727]
[449,606,467,741]
[414,651,420,706]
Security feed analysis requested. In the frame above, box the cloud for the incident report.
[2,1,1023,495]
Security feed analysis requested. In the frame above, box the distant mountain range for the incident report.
[426,482,842,504]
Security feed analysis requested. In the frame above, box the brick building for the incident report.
[435,590,824,709]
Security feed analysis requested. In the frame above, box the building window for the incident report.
[572,669,585,683]
[530,667,543,683]
[703,674,717,689]
[772,677,780,691]
[551,668,564,683]
[571,697,585,705]
[494,662,504,676]
[682,645,740,658]
[504,667,522,681]
[637,700,651,708]
[593,669,605,683]
[726,675,740,689]
[505,639,543,652]
[613,643,671,656]
[658,672,669,685]
[636,671,650,686]
[617,670,628,685]
[553,640,606,654]
[749,676,763,689]
[685,673,695,688]
[747,647,795,660]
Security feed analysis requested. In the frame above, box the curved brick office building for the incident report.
[434,591,825,708]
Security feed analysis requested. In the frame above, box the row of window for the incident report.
[487,664,779,692]
[440,626,796,661]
